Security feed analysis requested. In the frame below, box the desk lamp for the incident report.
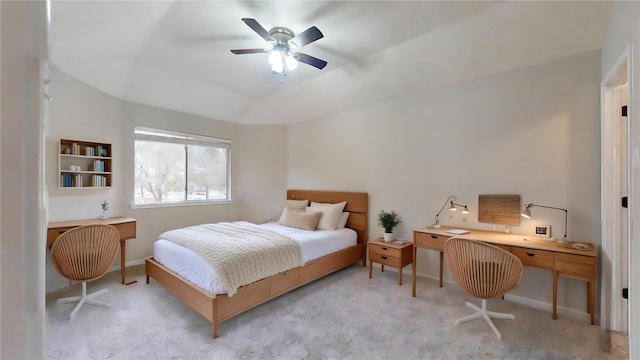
[433,196,469,228]
[521,203,568,243]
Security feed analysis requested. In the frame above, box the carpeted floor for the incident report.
[46,264,628,359]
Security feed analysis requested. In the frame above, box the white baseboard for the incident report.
[386,266,596,324]
[106,258,145,273]
[46,258,146,294]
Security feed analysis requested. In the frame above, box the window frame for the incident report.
[131,126,232,209]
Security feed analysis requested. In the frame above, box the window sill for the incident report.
[130,199,233,210]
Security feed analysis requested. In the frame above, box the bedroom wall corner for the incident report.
[233,124,288,224]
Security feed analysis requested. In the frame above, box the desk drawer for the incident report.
[414,232,447,251]
[113,221,137,240]
[47,227,75,246]
[493,244,511,252]
[555,253,596,276]
[511,247,554,268]
[48,221,137,246]
[369,252,401,267]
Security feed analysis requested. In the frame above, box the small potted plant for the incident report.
[100,200,109,219]
[378,210,401,242]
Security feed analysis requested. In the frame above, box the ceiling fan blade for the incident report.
[230,48,268,55]
[241,18,273,42]
[291,26,324,47]
[295,53,327,70]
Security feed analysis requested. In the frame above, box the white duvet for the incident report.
[153,221,357,296]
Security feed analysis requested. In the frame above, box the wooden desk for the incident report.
[412,226,597,325]
[48,217,137,285]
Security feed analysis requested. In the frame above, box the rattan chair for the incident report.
[444,237,523,340]
[50,224,120,320]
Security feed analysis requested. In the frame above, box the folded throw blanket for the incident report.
[159,221,304,296]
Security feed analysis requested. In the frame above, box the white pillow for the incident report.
[278,199,309,224]
[307,201,347,231]
[281,207,321,231]
[337,212,350,229]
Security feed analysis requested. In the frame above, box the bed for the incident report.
[145,190,369,338]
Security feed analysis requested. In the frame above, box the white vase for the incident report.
[383,232,395,242]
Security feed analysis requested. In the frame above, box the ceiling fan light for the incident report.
[271,59,284,74]
[285,54,298,71]
[268,51,280,66]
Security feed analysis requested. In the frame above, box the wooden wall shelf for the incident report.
[58,138,112,189]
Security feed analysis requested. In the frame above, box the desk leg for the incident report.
[586,282,590,313]
[439,251,444,288]
[369,259,373,279]
[120,240,137,286]
[552,271,558,320]
[412,245,417,297]
[120,240,126,284]
[398,267,402,286]
[589,279,595,325]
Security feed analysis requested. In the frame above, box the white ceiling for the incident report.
[49,1,612,125]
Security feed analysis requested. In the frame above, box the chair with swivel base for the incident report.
[50,224,120,320]
[444,237,523,340]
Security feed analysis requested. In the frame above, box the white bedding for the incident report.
[153,221,357,295]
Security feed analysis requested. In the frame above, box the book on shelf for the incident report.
[88,160,104,172]
[89,174,107,187]
[61,173,83,187]
[69,142,81,155]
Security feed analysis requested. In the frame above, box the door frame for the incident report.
[601,45,632,332]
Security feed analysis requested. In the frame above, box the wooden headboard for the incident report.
[287,190,369,245]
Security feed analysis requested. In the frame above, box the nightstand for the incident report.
[368,239,413,285]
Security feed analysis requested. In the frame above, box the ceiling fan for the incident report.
[230,18,327,74]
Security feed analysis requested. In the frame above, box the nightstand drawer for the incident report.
[555,253,596,276]
[414,232,447,251]
[369,251,401,267]
[369,243,401,257]
[511,247,554,268]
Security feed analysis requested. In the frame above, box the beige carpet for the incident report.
[47,264,628,359]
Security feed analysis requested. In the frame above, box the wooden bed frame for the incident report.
[145,190,368,338]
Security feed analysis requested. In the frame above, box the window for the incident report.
[133,126,231,206]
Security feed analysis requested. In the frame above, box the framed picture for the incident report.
[535,225,551,238]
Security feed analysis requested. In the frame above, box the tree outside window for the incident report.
[134,127,230,205]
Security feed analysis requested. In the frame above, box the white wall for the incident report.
[45,68,287,291]
[0,1,47,358]
[601,2,640,357]
[288,51,601,319]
